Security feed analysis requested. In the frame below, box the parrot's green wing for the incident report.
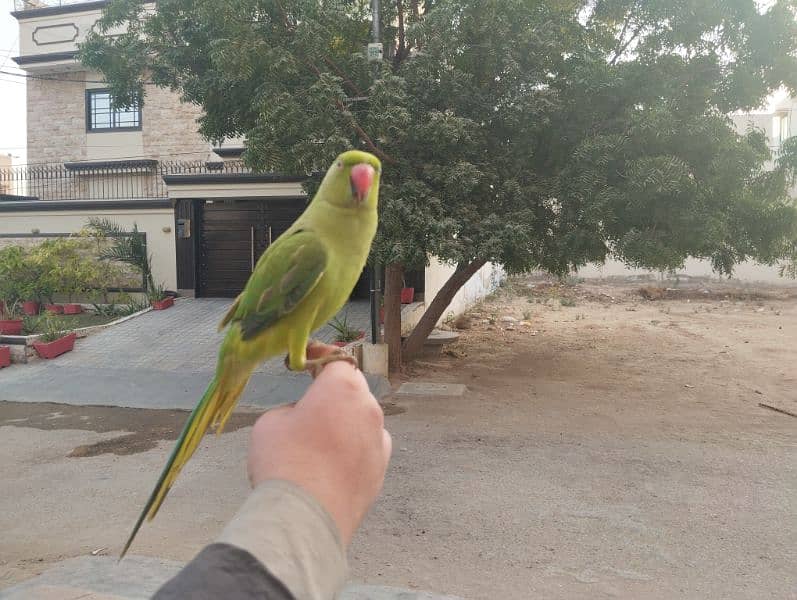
[220,229,328,341]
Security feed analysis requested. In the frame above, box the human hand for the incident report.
[248,344,392,546]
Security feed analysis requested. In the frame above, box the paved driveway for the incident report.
[0,299,386,409]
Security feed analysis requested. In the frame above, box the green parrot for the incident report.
[121,150,382,558]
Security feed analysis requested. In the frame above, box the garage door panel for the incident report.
[199,198,305,297]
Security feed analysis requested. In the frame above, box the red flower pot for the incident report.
[151,297,175,310]
[33,333,76,360]
[22,301,40,316]
[0,345,10,368]
[63,304,83,315]
[45,304,64,314]
[332,332,365,347]
[0,319,23,335]
[400,287,415,304]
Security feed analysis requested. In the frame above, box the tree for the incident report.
[81,0,797,364]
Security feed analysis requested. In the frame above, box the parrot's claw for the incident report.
[304,350,358,379]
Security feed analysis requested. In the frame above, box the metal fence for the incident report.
[0,160,250,201]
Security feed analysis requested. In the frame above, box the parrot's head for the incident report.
[320,150,381,211]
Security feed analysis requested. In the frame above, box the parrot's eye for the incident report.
[336,161,343,169]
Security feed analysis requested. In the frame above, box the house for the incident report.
[0,0,502,324]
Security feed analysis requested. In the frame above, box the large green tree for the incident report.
[81,0,797,365]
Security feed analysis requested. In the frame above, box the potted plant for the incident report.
[21,299,41,316]
[149,284,174,310]
[0,344,10,368]
[0,246,27,323]
[32,315,77,360]
[20,265,50,316]
[401,280,415,304]
[60,259,90,314]
[328,312,365,347]
[0,301,24,336]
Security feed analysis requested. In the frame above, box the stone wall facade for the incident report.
[141,84,209,162]
[26,72,88,165]
[26,70,209,166]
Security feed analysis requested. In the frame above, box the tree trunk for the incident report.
[384,262,405,373]
[402,260,486,360]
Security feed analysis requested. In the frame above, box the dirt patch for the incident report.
[69,433,171,457]
[0,399,407,459]
[0,402,259,458]
[380,401,407,416]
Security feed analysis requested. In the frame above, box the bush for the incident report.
[1,238,127,307]
[0,246,29,304]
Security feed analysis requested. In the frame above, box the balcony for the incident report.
[0,160,253,202]
[11,1,116,72]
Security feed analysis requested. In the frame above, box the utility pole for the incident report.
[371,0,380,41]
[369,0,383,344]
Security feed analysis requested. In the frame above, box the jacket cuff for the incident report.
[217,479,348,600]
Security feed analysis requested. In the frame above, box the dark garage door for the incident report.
[198,198,306,297]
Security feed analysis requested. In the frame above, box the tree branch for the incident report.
[402,259,487,360]
[272,1,397,165]
[394,0,407,68]
[611,22,644,65]
[273,0,295,31]
[322,56,365,97]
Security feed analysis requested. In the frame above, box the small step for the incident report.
[424,329,460,346]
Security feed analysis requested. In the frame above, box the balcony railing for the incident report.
[0,160,250,201]
[13,0,90,11]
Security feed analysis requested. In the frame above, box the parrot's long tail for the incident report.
[120,369,250,559]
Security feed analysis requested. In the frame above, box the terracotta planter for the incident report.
[401,287,415,304]
[0,319,23,335]
[45,304,64,314]
[22,301,40,316]
[0,345,10,368]
[151,297,175,310]
[33,332,76,360]
[333,332,365,347]
[63,304,83,315]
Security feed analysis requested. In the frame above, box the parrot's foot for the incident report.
[304,349,358,379]
[285,340,326,370]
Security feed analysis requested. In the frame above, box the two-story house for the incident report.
[0,0,503,330]
[0,0,324,300]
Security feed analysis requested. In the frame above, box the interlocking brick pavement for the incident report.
[51,298,372,374]
[0,299,386,410]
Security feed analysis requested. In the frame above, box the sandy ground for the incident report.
[1,277,796,599]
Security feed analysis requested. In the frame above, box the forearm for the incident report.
[154,480,348,600]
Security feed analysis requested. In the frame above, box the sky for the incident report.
[0,0,26,164]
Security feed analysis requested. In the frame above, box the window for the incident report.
[86,89,141,132]
[773,112,790,146]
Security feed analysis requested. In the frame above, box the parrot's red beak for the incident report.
[350,163,376,204]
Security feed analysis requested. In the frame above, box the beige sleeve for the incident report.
[217,479,348,600]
